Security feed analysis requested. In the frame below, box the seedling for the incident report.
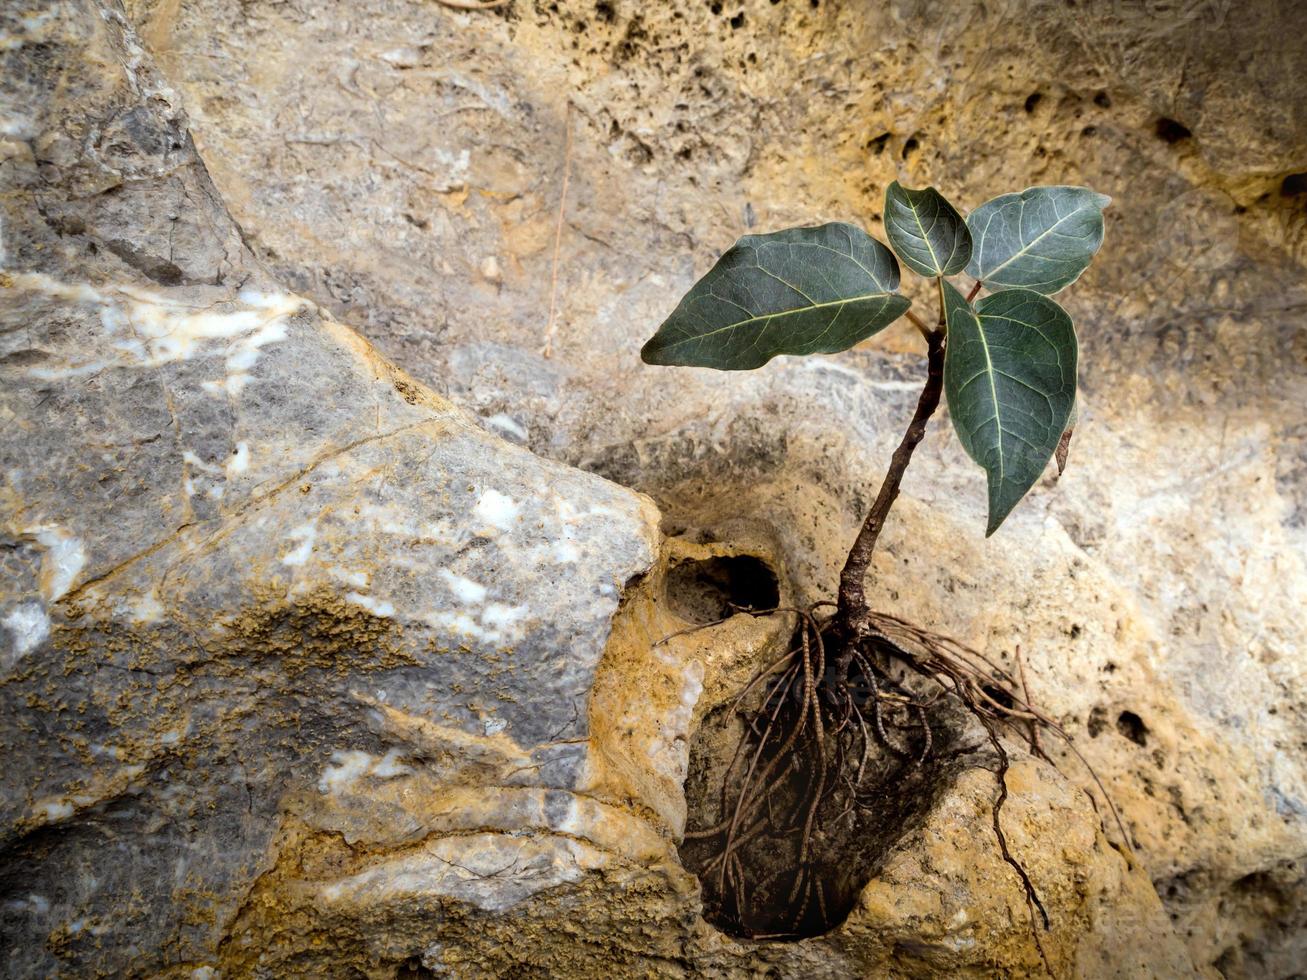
[643,183,1115,942]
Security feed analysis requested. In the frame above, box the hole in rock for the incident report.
[1116,709,1149,746]
[394,957,435,979]
[981,683,1016,711]
[664,556,779,624]
[680,647,967,939]
[866,132,890,155]
[1280,172,1307,197]
[1024,91,1043,113]
[1154,117,1192,143]
[1088,705,1108,737]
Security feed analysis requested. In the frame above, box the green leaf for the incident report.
[640,223,910,370]
[884,181,972,277]
[965,186,1110,294]
[943,283,1078,535]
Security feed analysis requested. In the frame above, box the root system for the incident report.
[678,603,1127,951]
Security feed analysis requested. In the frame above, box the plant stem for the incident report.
[835,326,946,660]
[904,309,932,341]
[966,280,982,303]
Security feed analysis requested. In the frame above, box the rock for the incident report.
[827,760,1199,978]
[0,4,659,976]
[2,0,1305,977]
[124,0,1306,972]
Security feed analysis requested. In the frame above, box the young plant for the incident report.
[642,183,1112,939]
[643,182,1106,646]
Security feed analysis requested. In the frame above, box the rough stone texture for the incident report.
[2,0,1305,976]
[120,0,1307,972]
[1,4,661,976]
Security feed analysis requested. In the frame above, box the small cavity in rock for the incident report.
[1280,172,1307,197]
[1116,709,1149,746]
[664,555,779,624]
[1155,117,1192,143]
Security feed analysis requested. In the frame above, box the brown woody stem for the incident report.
[835,326,947,663]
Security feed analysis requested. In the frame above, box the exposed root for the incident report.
[678,603,1127,946]
[983,721,1054,976]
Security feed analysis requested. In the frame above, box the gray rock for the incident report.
[1,4,659,976]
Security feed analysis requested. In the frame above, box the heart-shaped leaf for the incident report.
[965,186,1110,294]
[943,283,1078,534]
[884,181,971,277]
[640,223,910,370]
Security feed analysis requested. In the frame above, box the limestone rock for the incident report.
[121,0,1306,972]
[2,0,1305,977]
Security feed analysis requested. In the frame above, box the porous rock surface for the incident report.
[2,0,1304,977]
